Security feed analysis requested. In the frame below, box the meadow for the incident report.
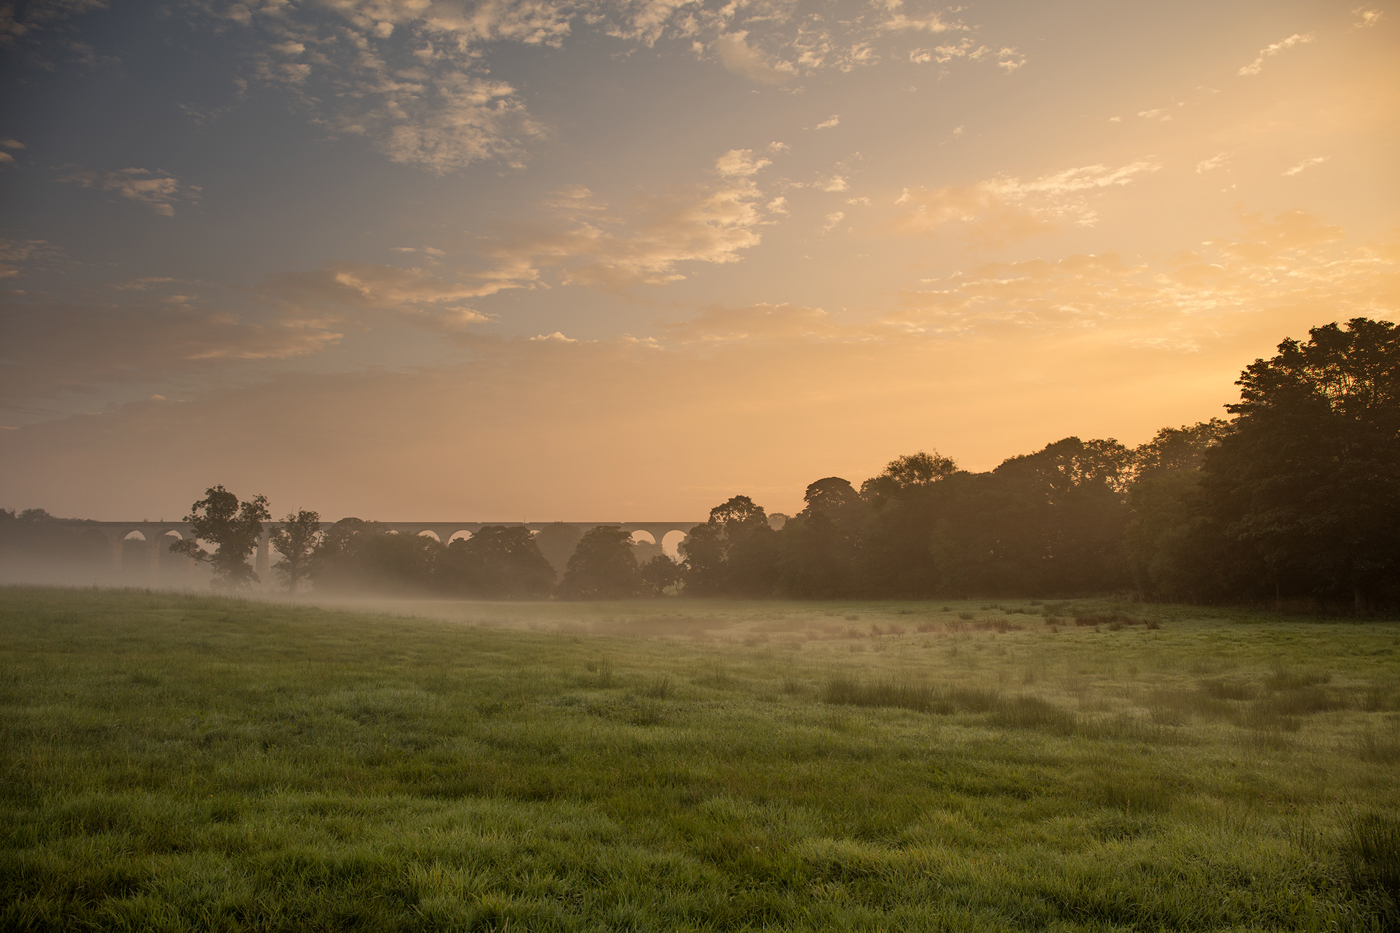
[2,586,1398,932]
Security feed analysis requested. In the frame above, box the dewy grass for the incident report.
[2,585,1400,931]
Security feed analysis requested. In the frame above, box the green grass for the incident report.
[2,587,1399,931]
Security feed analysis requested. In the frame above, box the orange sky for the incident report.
[1,0,1396,519]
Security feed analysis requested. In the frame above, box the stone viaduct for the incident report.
[39,520,702,587]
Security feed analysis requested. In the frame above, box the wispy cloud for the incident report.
[909,38,1023,71]
[0,238,60,279]
[1353,7,1384,27]
[58,167,202,216]
[1196,153,1228,174]
[0,138,23,166]
[0,297,342,405]
[712,31,795,84]
[1283,156,1327,176]
[1238,33,1312,76]
[889,209,1379,343]
[894,161,1162,245]
[191,0,1014,171]
[457,149,781,291]
[814,115,841,130]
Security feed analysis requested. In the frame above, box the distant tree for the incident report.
[559,526,641,599]
[860,450,959,504]
[438,525,555,599]
[17,508,57,522]
[1199,318,1400,608]
[1131,420,1232,483]
[682,495,779,597]
[639,554,682,597]
[779,478,865,598]
[1124,421,1234,600]
[269,510,321,593]
[534,523,585,578]
[170,486,270,590]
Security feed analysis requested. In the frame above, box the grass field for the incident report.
[2,586,1399,931]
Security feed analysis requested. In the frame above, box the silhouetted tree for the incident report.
[1131,420,1231,483]
[779,477,865,597]
[1198,318,1400,608]
[859,450,959,506]
[170,486,270,590]
[269,510,321,593]
[682,495,779,597]
[438,525,555,598]
[534,523,584,578]
[559,526,641,599]
[639,554,682,597]
[1124,422,1233,600]
[857,452,962,596]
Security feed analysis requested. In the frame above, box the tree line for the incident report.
[6,319,1397,608]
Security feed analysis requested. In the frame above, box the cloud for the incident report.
[0,297,341,406]
[1282,155,1327,176]
[822,211,845,233]
[258,261,503,330]
[715,148,772,176]
[909,38,1023,71]
[1196,153,1228,173]
[186,0,1013,167]
[712,31,795,84]
[0,239,60,279]
[1238,33,1312,76]
[876,0,959,33]
[894,161,1161,245]
[889,210,1391,346]
[58,167,201,216]
[0,0,109,66]
[819,175,849,192]
[1353,7,1384,27]
[471,150,778,290]
[214,0,561,173]
[814,115,841,130]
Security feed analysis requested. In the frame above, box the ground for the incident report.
[2,586,1398,931]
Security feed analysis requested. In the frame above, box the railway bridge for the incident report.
[35,520,702,587]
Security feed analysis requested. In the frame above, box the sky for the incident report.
[1,0,1396,521]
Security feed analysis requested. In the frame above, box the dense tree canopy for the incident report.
[1198,318,1400,608]
[170,486,270,590]
[269,510,321,593]
[439,526,556,599]
[559,526,642,599]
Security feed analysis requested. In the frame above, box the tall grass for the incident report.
[1,586,1398,931]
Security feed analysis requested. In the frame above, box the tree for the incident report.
[1131,420,1231,483]
[778,477,865,598]
[681,495,779,597]
[559,526,641,599]
[438,525,555,599]
[1199,318,1400,608]
[170,486,270,590]
[639,554,682,597]
[859,450,959,504]
[269,510,321,593]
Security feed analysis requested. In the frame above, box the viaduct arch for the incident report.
[34,520,702,587]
